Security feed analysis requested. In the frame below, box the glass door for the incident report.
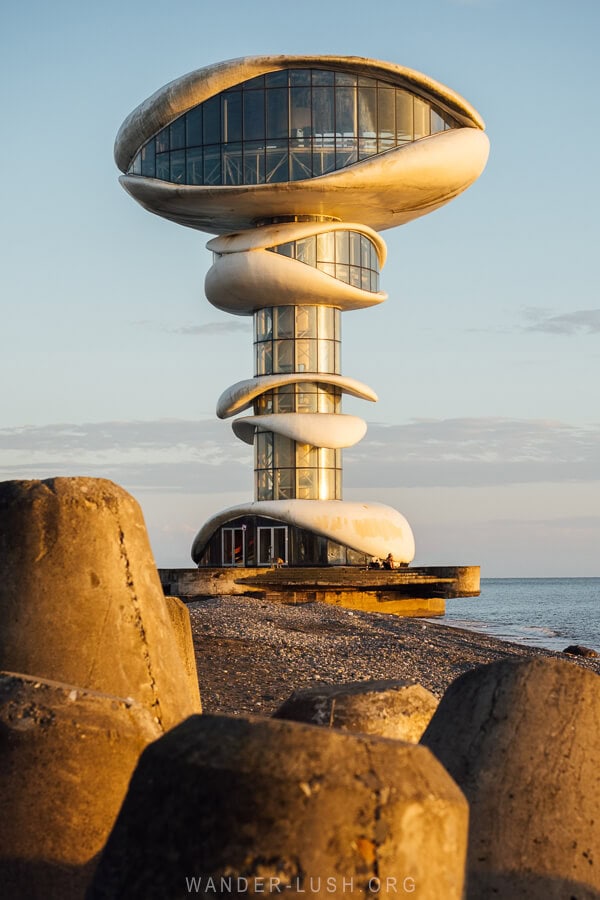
[221,527,246,566]
[257,525,288,566]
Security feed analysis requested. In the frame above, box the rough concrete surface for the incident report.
[0,477,201,730]
[89,714,468,900]
[273,679,438,742]
[0,671,162,900]
[421,657,600,899]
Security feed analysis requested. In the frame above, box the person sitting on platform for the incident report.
[383,553,396,570]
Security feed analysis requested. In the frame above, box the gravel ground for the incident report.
[189,596,600,716]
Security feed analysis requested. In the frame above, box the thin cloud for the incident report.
[174,321,251,336]
[521,307,600,335]
[1,416,599,493]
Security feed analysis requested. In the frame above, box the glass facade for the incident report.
[128,68,459,185]
[254,305,340,376]
[255,433,342,501]
[253,304,342,501]
[267,230,380,292]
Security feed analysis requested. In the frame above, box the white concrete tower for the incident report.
[115,56,488,568]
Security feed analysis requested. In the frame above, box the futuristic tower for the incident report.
[115,56,488,568]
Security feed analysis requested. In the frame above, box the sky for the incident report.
[1,0,599,576]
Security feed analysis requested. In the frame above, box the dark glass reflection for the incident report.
[128,68,459,186]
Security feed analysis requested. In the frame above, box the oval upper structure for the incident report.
[115,55,489,234]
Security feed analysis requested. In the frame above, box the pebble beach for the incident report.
[189,596,600,716]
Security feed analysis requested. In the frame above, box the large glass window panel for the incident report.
[296,389,318,412]
[378,88,396,151]
[156,152,169,180]
[170,117,186,150]
[318,340,336,373]
[370,242,378,270]
[274,435,295,468]
[170,150,185,183]
[156,128,169,153]
[312,69,334,86]
[358,137,378,160]
[131,153,141,175]
[203,146,221,184]
[296,339,317,373]
[255,341,273,375]
[296,305,317,338]
[274,387,294,413]
[223,144,243,185]
[396,91,414,142]
[265,70,288,88]
[295,238,317,268]
[256,470,273,501]
[312,86,335,137]
[370,270,379,292]
[335,264,350,284]
[414,98,431,139]
[335,231,350,264]
[360,234,371,269]
[140,142,155,176]
[223,92,242,143]
[255,308,272,341]
[335,72,357,86]
[319,447,337,468]
[336,140,357,169]
[361,268,371,291]
[358,87,377,136]
[431,108,446,134]
[349,266,362,289]
[317,231,335,263]
[186,107,203,146]
[349,232,361,266]
[274,469,294,500]
[290,87,312,138]
[274,306,294,339]
[317,261,336,279]
[266,142,289,183]
[255,431,273,469]
[335,87,356,135]
[243,90,265,141]
[244,74,265,90]
[203,96,221,144]
[266,88,289,139]
[334,342,341,372]
[255,392,273,414]
[317,305,336,340]
[296,468,317,500]
[317,468,336,500]
[273,340,294,372]
[317,386,340,413]
[296,443,318,467]
[243,141,265,184]
[290,69,311,86]
[290,141,313,180]
[186,148,203,184]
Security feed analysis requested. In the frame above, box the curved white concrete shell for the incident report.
[205,223,387,315]
[232,413,367,448]
[119,128,488,235]
[217,373,378,419]
[191,500,416,564]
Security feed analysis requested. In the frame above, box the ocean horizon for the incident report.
[440,577,600,654]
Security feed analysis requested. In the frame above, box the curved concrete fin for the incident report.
[232,413,367,448]
[217,374,378,419]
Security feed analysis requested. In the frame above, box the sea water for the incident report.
[442,578,600,653]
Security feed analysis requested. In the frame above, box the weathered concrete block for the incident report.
[0,671,162,900]
[421,658,600,899]
[0,477,201,730]
[164,595,202,712]
[273,679,438,742]
[88,714,468,899]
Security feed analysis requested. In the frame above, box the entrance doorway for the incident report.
[257,525,288,566]
[221,526,246,566]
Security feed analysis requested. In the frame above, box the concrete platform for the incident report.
[159,565,479,617]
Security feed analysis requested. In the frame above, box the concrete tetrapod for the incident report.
[273,679,438,742]
[88,714,468,900]
[421,657,600,899]
[0,477,201,729]
[0,671,163,900]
